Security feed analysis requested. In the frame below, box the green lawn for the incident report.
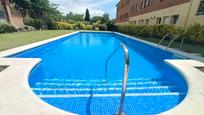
[0,30,75,51]
[135,36,204,56]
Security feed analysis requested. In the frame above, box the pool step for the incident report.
[42,78,155,83]
[41,94,185,115]
[32,86,178,95]
[34,81,173,88]
[32,79,180,95]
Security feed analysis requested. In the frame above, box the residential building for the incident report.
[116,0,204,26]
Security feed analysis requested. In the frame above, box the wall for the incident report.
[129,2,191,26]
[186,0,204,26]
[0,0,24,27]
[116,0,204,26]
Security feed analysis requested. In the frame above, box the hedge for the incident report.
[0,23,17,33]
[24,18,43,30]
[116,24,204,45]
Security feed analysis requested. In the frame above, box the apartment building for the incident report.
[116,0,204,26]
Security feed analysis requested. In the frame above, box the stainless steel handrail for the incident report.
[165,35,178,51]
[104,45,121,82]
[157,33,169,48]
[104,43,130,115]
[118,43,130,115]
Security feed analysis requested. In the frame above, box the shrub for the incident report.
[24,18,43,30]
[76,22,85,29]
[0,23,17,33]
[85,25,93,30]
[47,21,58,30]
[55,22,75,30]
[99,24,107,31]
[107,23,117,31]
[116,24,204,45]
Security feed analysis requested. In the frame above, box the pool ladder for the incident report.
[105,43,130,115]
[156,33,179,51]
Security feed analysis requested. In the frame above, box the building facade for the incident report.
[116,0,204,26]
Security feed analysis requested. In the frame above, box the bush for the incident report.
[99,24,107,31]
[107,23,117,31]
[55,22,75,30]
[76,22,85,30]
[85,25,92,30]
[47,21,58,30]
[116,24,204,45]
[24,18,43,30]
[0,23,17,33]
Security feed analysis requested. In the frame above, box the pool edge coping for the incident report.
[0,31,203,114]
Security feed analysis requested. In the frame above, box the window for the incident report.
[139,20,144,25]
[141,1,145,9]
[131,5,135,12]
[170,15,179,25]
[197,0,204,15]
[135,4,139,11]
[156,17,162,24]
[145,19,149,25]
[162,16,170,24]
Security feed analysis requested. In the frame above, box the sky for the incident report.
[49,0,119,19]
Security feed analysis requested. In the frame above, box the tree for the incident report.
[12,0,63,20]
[91,16,103,23]
[85,9,90,22]
[101,13,109,24]
[66,12,84,21]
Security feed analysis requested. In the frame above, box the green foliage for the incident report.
[85,25,93,30]
[91,16,103,23]
[101,13,109,24]
[185,23,204,42]
[85,9,90,22]
[116,24,204,45]
[54,22,75,30]
[99,24,107,31]
[0,23,17,33]
[76,22,86,29]
[24,18,43,30]
[12,0,62,20]
[65,12,84,22]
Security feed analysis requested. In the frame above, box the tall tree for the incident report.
[66,12,84,21]
[91,16,103,23]
[101,13,109,24]
[85,9,90,22]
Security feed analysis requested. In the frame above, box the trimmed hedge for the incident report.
[116,24,204,45]
[24,18,43,30]
[0,23,17,33]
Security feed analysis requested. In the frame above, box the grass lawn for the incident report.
[135,36,204,56]
[0,30,75,51]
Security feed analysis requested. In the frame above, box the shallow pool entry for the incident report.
[10,32,187,114]
[32,78,185,114]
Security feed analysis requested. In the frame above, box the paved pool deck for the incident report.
[0,31,204,115]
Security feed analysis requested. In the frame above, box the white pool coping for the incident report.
[0,31,204,115]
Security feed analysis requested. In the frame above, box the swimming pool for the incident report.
[10,32,188,114]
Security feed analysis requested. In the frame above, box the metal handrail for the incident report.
[165,35,178,51]
[157,33,169,48]
[104,45,121,81]
[118,43,130,115]
[104,43,130,115]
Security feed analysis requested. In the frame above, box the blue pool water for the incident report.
[10,32,188,114]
